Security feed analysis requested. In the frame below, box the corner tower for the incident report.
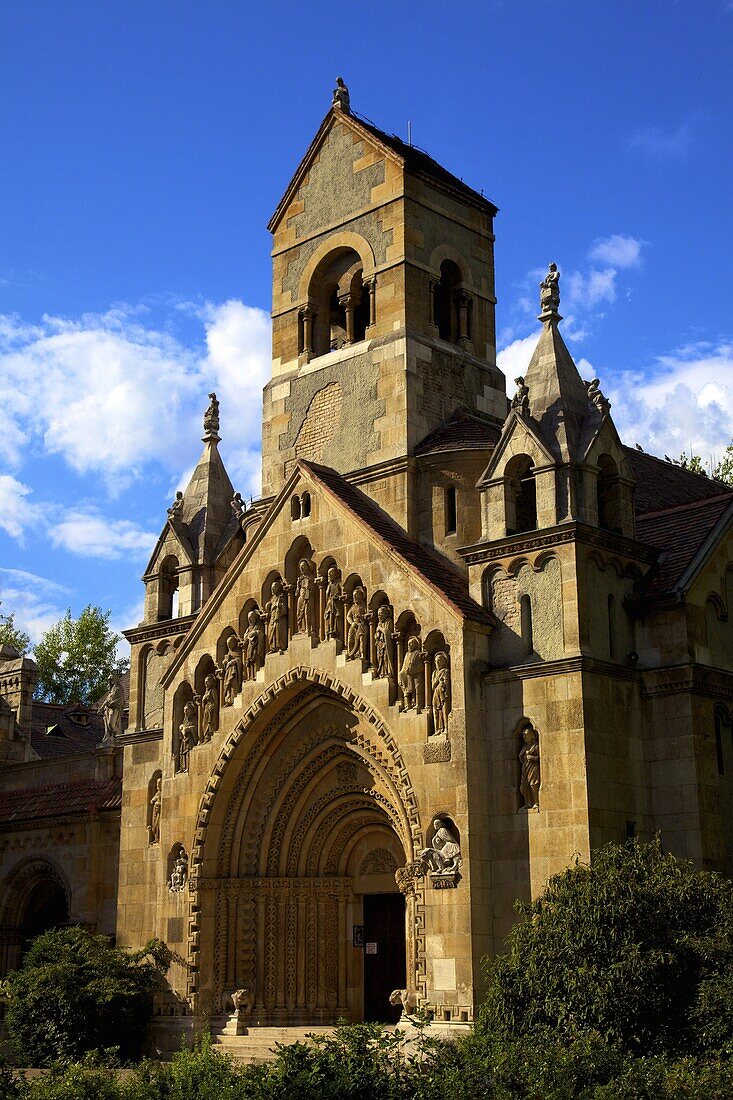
[261,81,507,524]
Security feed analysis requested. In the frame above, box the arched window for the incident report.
[520,593,533,656]
[301,492,311,518]
[306,249,367,358]
[291,496,301,521]
[597,455,622,532]
[505,456,537,535]
[433,260,462,343]
[445,486,457,535]
[158,556,179,621]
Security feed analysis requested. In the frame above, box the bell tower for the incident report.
[261,81,507,525]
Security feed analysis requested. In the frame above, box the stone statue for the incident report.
[243,608,265,680]
[346,586,368,660]
[168,846,188,893]
[222,987,254,1015]
[389,988,417,1017]
[374,604,395,680]
[148,776,162,844]
[178,701,197,772]
[586,377,611,415]
[511,376,530,414]
[100,675,125,743]
[399,636,424,712]
[203,391,220,435]
[539,262,560,314]
[167,491,184,519]
[200,674,219,741]
[332,76,350,112]
[519,724,541,809]
[266,579,289,654]
[431,651,450,736]
[295,559,315,635]
[231,491,245,517]
[420,818,461,874]
[220,635,243,706]
[323,566,344,641]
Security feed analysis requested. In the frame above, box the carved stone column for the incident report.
[339,292,356,345]
[364,276,376,328]
[429,279,439,332]
[458,290,471,347]
[299,304,314,361]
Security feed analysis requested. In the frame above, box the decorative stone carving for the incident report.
[168,846,188,892]
[539,262,560,314]
[374,604,395,680]
[399,637,425,712]
[220,635,243,706]
[519,723,541,809]
[424,739,451,764]
[100,675,125,743]
[167,491,184,519]
[222,987,254,1015]
[431,651,451,736]
[148,777,162,844]
[346,586,368,661]
[332,76,350,113]
[359,848,398,875]
[389,988,417,1017]
[266,579,289,654]
[395,860,425,895]
[231,491,245,517]
[335,760,358,786]
[243,608,265,680]
[203,391,220,435]
[420,817,461,883]
[200,674,219,741]
[511,375,530,415]
[586,377,611,415]
[178,701,196,772]
[323,567,344,641]
[295,559,316,635]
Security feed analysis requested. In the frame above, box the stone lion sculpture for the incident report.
[222,987,254,1015]
[389,988,417,1017]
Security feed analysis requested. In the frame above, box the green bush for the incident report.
[479,838,733,1057]
[2,927,168,1065]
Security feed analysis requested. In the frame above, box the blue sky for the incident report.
[1,1,732,646]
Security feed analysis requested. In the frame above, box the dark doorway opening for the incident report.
[20,880,68,954]
[363,892,406,1022]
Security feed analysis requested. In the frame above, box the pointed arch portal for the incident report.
[188,668,425,1023]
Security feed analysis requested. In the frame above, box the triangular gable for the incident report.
[268,108,404,234]
[477,408,556,486]
[581,412,634,478]
[162,460,493,689]
[142,518,196,580]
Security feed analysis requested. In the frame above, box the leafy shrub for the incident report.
[479,838,733,1057]
[2,927,168,1065]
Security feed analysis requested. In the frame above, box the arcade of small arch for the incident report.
[183,667,427,1022]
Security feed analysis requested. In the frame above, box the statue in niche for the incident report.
[586,377,611,415]
[431,651,451,736]
[399,636,425,712]
[295,559,315,635]
[420,818,461,874]
[200,674,219,741]
[346,586,368,660]
[243,608,265,680]
[167,491,184,519]
[332,76,350,112]
[519,724,541,809]
[511,376,530,415]
[220,635,243,706]
[374,604,395,680]
[178,702,196,772]
[203,391,219,434]
[100,675,125,743]
[168,846,188,892]
[323,566,344,641]
[539,262,560,313]
[266,579,289,654]
[148,777,162,844]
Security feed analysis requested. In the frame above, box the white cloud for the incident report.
[0,567,71,644]
[0,298,270,496]
[0,475,44,542]
[588,235,643,269]
[497,333,539,391]
[49,511,157,560]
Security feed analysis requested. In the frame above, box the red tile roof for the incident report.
[414,410,502,456]
[636,493,733,596]
[625,447,730,515]
[0,778,122,824]
[301,460,494,626]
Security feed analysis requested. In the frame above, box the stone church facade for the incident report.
[2,88,733,1042]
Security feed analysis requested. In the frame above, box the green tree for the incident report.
[716,441,733,486]
[1,927,169,1066]
[33,606,128,705]
[678,443,733,485]
[479,838,733,1058]
[0,606,30,656]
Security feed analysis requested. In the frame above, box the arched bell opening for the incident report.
[189,674,421,1025]
[0,859,71,975]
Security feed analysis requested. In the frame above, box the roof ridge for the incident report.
[625,444,727,483]
[636,491,733,523]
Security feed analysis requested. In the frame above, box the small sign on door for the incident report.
[352,925,364,947]
[365,942,378,955]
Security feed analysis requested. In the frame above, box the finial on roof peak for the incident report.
[332,76,351,113]
[539,262,561,323]
[203,391,220,441]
